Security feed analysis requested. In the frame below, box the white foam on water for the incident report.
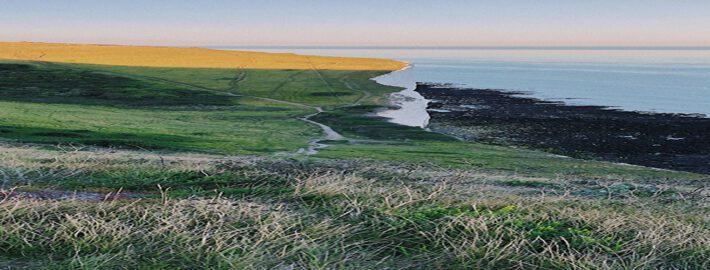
[373,66,431,128]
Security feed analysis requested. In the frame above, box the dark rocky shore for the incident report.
[417,83,710,174]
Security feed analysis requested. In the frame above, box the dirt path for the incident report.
[224,68,345,154]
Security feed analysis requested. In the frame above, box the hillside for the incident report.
[0,43,707,269]
[0,42,406,71]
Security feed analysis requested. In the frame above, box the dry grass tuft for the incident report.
[0,142,707,269]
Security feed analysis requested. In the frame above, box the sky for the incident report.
[3,0,710,47]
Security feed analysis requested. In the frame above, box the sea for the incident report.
[220,47,710,122]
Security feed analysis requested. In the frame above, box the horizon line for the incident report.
[210,45,710,51]
[6,41,710,51]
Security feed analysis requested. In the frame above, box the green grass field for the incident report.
[0,59,707,269]
[2,60,703,179]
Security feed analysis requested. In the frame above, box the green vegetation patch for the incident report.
[312,105,455,141]
[0,125,197,150]
[0,100,316,154]
[501,179,561,189]
[0,60,331,154]
[0,62,236,106]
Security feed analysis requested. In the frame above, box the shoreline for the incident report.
[372,64,431,128]
[416,83,710,174]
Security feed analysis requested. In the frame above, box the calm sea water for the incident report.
[222,47,710,116]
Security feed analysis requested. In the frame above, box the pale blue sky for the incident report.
[3,0,710,46]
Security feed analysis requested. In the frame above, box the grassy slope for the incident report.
[0,61,319,154]
[0,143,707,269]
[86,63,391,108]
[0,46,707,268]
[0,42,406,71]
[0,62,693,178]
[0,60,702,179]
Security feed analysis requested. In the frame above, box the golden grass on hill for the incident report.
[0,42,407,71]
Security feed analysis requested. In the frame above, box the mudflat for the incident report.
[418,83,710,174]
